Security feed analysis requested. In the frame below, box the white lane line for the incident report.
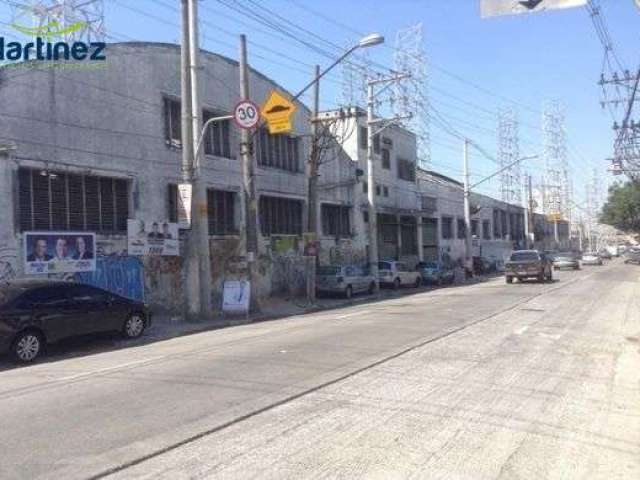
[57,358,158,381]
[334,310,372,320]
[514,325,529,335]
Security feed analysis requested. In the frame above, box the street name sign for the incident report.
[233,99,260,130]
[260,90,297,134]
[481,0,587,18]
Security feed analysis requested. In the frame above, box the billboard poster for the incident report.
[23,232,96,275]
[178,183,192,229]
[127,219,179,256]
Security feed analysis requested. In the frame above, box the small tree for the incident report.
[600,181,640,233]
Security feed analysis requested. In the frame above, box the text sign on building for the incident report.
[233,100,260,130]
[222,280,250,315]
[178,183,192,229]
[480,0,586,18]
[260,90,297,134]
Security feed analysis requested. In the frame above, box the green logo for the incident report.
[11,20,86,40]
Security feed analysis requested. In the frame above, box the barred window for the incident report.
[168,184,178,223]
[259,195,303,236]
[381,148,391,169]
[457,218,466,240]
[255,127,300,172]
[397,158,416,182]
[471,219,479,238]
[483,220,491,240]
[441,217,453,240]
[400,216,417,255]
[18,167,128,233]
[321,204,351,238]
[203,110,232,159]
[359,126,368,150]
[207,189,237,235]
[163,97,182,148]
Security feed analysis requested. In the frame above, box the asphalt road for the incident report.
[1,261,638,479]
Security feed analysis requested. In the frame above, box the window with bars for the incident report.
[483,220,491,240]
[163,97,182,148]
[397,158,416,182]
[457,218,466,240]
[207,189,237,235]
[441,217,453,240]
[203,110,232,159]
[373,134,380,154]
[359,126,367,150]
[168,184,178,223]
[259,195,303,236]
[400,216,417,255]
[321,204,351,238]
[255,127,300,173]
[493,209,500,238]
[381,148,391,169]
[18,167,129,233]
[471,219,479,238]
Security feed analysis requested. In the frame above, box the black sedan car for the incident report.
[0,280,151,363]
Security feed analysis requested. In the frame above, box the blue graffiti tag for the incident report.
[76,255,144,302]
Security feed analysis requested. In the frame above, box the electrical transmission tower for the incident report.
[542,101,570,221]
[341,45,371,108]
[393,23,430,169]
[10,0,105,42]
[497,108,521,204]
[585,168,601,250]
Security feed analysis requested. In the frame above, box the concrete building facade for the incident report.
[0,41,529,314]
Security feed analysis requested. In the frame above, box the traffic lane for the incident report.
[107,262,640,479]
[0,266,598,479]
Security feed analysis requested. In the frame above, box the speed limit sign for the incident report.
[233,100,260,129]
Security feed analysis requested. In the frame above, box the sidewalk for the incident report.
[145,271,501,344]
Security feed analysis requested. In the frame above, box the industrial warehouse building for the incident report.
[0,41,553,313]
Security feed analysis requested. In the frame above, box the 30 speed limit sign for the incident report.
[233,100,260,129]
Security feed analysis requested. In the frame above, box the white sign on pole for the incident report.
[222,280,250,314]
[481,0,587,18]
[178,183,192,229]
[127,220,179,256]
[233,100,260,130]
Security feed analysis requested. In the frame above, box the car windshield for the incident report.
[317,266,340,275]
[556,253,575,260]
[378,262,392,271]
[510,252,539,262]
[421,262,438,269]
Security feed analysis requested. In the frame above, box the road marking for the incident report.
[514,325,529,335]
[335,310,371,320]
[58,358,158,381]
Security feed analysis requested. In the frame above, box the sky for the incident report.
[1,0,638,206]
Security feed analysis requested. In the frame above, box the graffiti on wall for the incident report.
[0,245,16,284]
[75,255,144,302]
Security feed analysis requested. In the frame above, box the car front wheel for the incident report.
[11,330,43,363]
[393,278,401,290]
[414,277,422,288]
[123,313,146,339]
[344,285,353,299]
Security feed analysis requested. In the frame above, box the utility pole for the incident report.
[366,81,379,292]
[180,0,199,319]
[187,0,212,317]
[239,34,259,312]
[527,174,535,249]
[463,138,472,276]
[305,64,320,304]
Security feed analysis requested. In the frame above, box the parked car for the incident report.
[378,261,422,289]
[505,250,553,284]
[0,280,151,363]
[316,265,375,298]
[553,252,580,270]
[416,261,455,285]
[598,249,611,260]
[581,252,603,266]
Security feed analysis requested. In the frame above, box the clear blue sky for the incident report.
[1,0,638,204]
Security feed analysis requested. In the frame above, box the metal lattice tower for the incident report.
[10,0,105,42]
[341,45,371,108]
[542,101,570,219]
[393,23,431,169]
[498,108,521,204]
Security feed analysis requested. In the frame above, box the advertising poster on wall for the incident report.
[127,219,179,256]
[23,232,96,275]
